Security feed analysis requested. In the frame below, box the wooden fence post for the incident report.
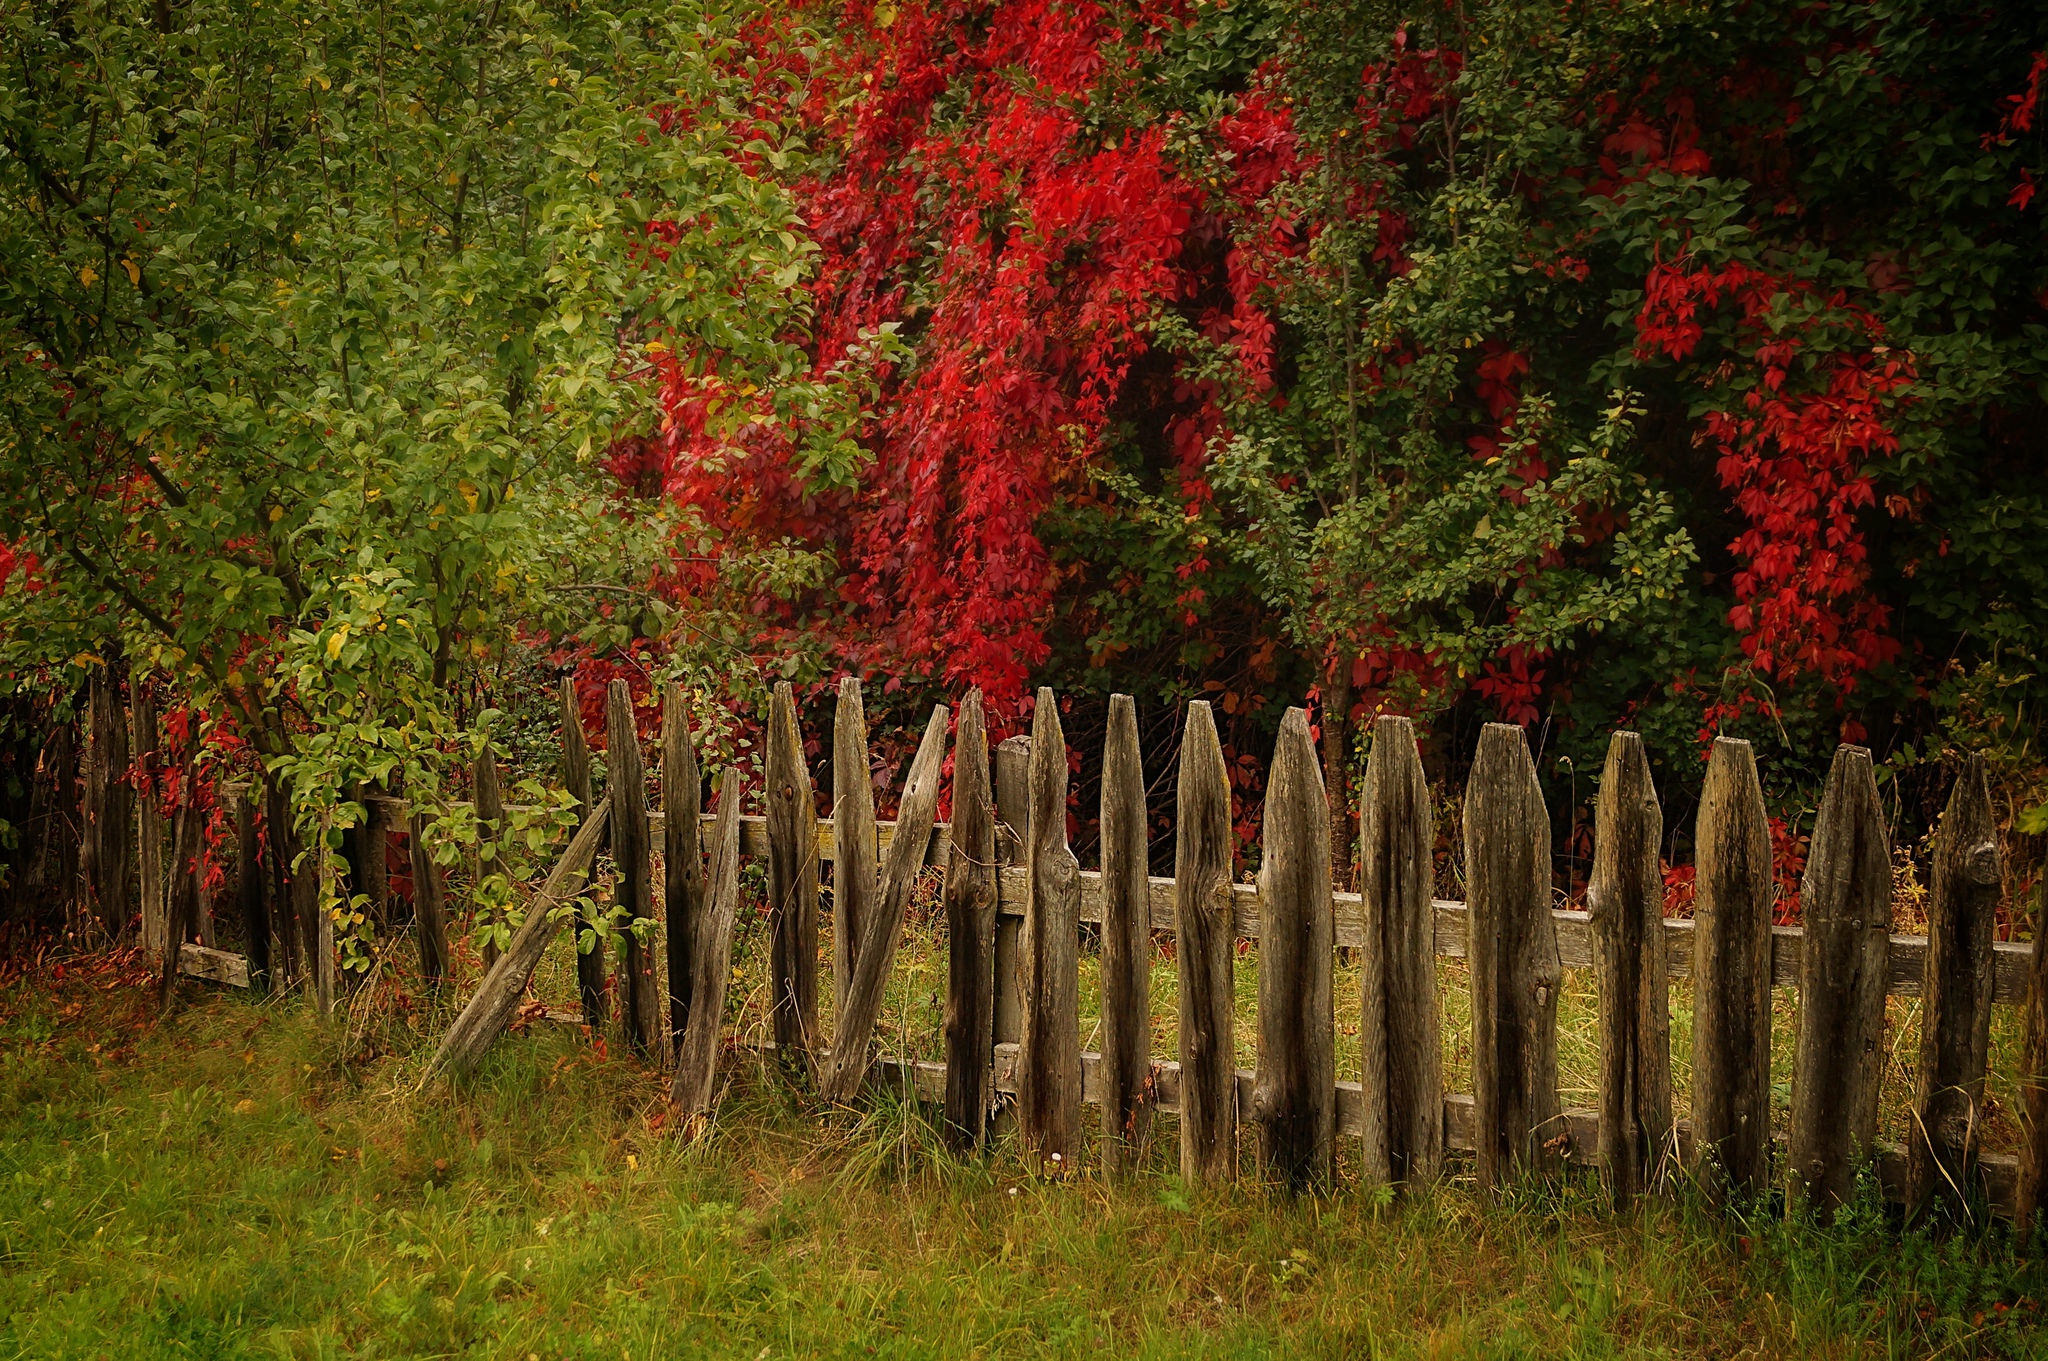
[944,690,998,1149]
[1099,693,1153,1172]
[168,786,203,956]
[1587,730,1672,1208]
[1357,714,1443,1190]
[1018,689,1082,1164]
[474,747,505,972]
[314,809,336,1018]
[1466,722,1562,1188]
[86,659,133,940]
[1176,699,1237,1184]
[408,806,450,988]
[133,688,166,963]
[822,705,950,1103]
[833,677,878,1024]
[1788,743,1890,1214]
[1910,754,2002,1216]
[234,785,270,989]
[262,773,297,985]
[1254,707,1334,1192]
[608,680,662,1060]
[664,684,705,1058]
[673,774,742,1113]
[1691,735,1774,1199]
[763,681,817,1059]
[2019,886,2048,1238]
[560,676,604,1025]
[992,735,1031,1049]
[360,793,392,933]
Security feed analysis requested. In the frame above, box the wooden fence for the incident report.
[154,677,2048,1226]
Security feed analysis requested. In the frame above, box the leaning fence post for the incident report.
[1691,736,1774,1200]
[833,677,878,1023]
[673,773,743,1114]
[1099,693,1154,1173]
[1466,722,1562,1188]
[943,690,998,1149]
[1788,743,1890,1214]
[1910,754,2001,1216]
[560,676,604,1025]
[1587,730,1673,1209]
[608,680,662,1061]
[474,746,505,972]
[1018,689,1082,1163]
[1357,714,1443,1191]
[663,685,704,1058]
[764,680,817,1059]
[1254,707,1335,1192]
[1176,699,1237,1184]
[992,735,1031,1050]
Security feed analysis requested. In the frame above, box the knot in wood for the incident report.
[1965,841,2000,885]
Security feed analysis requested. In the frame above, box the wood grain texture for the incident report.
[263,773,300,986]
[428,800,611,1080]
[1789,744,1890,1213]
[943,691,998,1149]
[832,677,878,1023]
[607,680,662,1061]
[663,685,705,1058]
[1587,731,1672,1208]
[133,689,165,962]
[822,705,949,1103]
[764,681,818,1057]
[2019,882,2048,1237]
[1356,715,1443,1190]
[992,736,1031,1050]
[233,785,270,989]
[85,660,132,939]
[1018,691,1083,1162]
[560,676,605,1025]
[1099,693,1154,1172]
[1466,722,1562,1188]
[1690,736,1775,1199]
[1175,699,1238,1183]
[1910,755,2001,1216]
[408,806,449,987]
[1254,708,1335,1192]
[673,777,743,1113]
[473,747,505,972]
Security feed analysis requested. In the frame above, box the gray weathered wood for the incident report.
[663,685,705,1058]
[234,785,270,989]
[1099,693,1153,1172]
[821,705,950,1103]
[1356,714,1442,1190]
[1587,731,1672,1208]
[168,791,203,951]
[1018,690,1082,1163]
[1467,722,1562,1187]
[133,689,166,963]
[992,735,1031,1049]
[561,675,604,1025]
[1788,744,1890,1214]
[474,747,505,972]
[428,800,612,1079]
[943,690,998,1149]
[608,680,662,1060]
[1175,699,1237,1183]
[264,773,300,985]
[86,661,132,939]
[1254,707,1335,1191]
[832,677,878,1024]
[2019,882,2048,1238]
[408,807,450,987]
[314,809,336,1018]
[763,681,817,1058]
[1690,735,1774,1199]
[178,943,249,988]
[673,777,743,1113]
[1910,755,2002,1216]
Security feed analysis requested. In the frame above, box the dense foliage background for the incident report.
[4,0,2047,928]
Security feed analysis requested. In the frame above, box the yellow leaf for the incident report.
[269,505,284,522]
[458,481,478,512]
[326,625,348,660]
[122,259,140,286]
[79,265,98,286]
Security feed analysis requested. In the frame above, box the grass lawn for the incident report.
[2,949,2043,1360]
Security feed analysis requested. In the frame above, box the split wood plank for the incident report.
[178,944,250,988]
[764,680,817,1058]
[943,690,998,1149]
[1175,699,1237,1183]
[1356,714,1443,1190]
[991,736,1031,1049]
[607,680,662,1060]
[560,675,605,1025]
[664,685,705,1057]
[1017,691,1083,1161]
[1098,693,1153,1172]
[832,677,878,1023]
[673,778,743,1113]
[1789,744,1890,1214]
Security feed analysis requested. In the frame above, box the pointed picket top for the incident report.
[943,689,999,1148]
[1175,698,1237,1184]
[663,684,705,1056]
[1099,693,1153,1171]
[1691,735,1774,1199]
[832,677,878,1020]
[1018,688,1083,1161]
[764,680,818,1057]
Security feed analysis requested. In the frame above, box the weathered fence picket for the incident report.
[1253,707,1335,1192]
[942,690,998,1149]
[607,681,661,1059]
[474,747,505,972]
[764,681,818,1058]
[1788,744,1890,1213]
[991,735,1030,1051]
[1017,689,1082,1161]
[1466,721,1562,1187]
[1910,755,2002,1215]
[673,776,741,1113]
[560,676,604,1024]
[408,803,449,988]
[233,785,269,989]
[134,689,166,963]
[1690,736,1774,1198]
[1588,730,1671,1209]
[832,678,878,1022]
[1175,699,1237,1184]
[1098,693,1153,1172]
[663,685,704,1057]
[1357,714,1443,1191]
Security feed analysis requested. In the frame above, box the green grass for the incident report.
[2,951,2045,1360]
